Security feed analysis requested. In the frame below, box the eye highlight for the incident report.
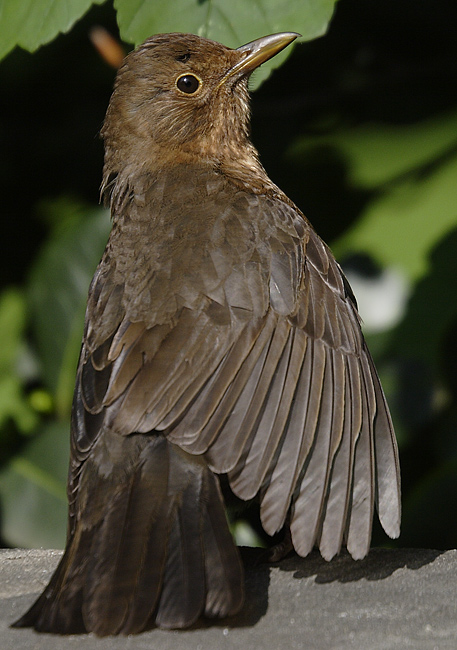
[176,74,201,95]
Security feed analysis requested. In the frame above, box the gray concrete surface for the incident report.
[0,547,456,649]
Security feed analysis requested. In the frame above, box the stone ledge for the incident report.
[1,547,456,649]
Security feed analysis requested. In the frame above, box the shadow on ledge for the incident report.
[275,547,445,584]
[204,546,445,630]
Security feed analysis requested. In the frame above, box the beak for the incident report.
[219,32,300,86]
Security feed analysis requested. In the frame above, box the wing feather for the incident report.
[228,327,305,500]
[205,317,290,474]
[289,343,335,556]
[168,311,277,449]
[345,353,376,560]
[259,335,324,535]
[318,354,361,560]
[70,184,400,570]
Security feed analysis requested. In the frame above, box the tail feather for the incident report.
[202,474,245,618]
[13,432,244,636]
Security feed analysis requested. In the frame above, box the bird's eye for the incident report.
[176,74,201,94]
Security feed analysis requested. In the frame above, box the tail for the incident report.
[13,433,244,635]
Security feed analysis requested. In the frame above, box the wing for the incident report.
[70,169,400,561]
[166,209,401,561]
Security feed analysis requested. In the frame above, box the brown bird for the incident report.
[14,32,400,636]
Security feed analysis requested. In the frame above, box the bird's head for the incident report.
[101,32,298,183]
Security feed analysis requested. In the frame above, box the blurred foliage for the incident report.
[28,200,111,414]
[0,421,69,548]
[1,0,457,552]
[0,200,111,547]
[0,0,337,86]
[0,289,37,438]
[293,113,457,281]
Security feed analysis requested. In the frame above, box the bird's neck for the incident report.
[102,136,277,204]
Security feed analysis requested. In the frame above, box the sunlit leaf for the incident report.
[334,155,457,281]
[0,0,106,60]
[0,0,337,88]
[115,0,337,86]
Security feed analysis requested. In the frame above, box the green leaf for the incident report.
[335,159,457,282]
[115,0,337,86]
[290,111,457,281]
[0,289,38,434]
[302,112,457,190]
[0,376,38,435]
[0,289,25,373]
[0,420,69,548]
[28,200,111,417]
[0,0,106,61]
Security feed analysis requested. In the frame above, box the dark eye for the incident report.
[176,74,201,94]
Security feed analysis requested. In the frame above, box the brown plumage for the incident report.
[13,32,401,636]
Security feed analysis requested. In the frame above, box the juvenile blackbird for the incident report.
[14,32,401,636]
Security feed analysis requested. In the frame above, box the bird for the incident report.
[13,31,401,636]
